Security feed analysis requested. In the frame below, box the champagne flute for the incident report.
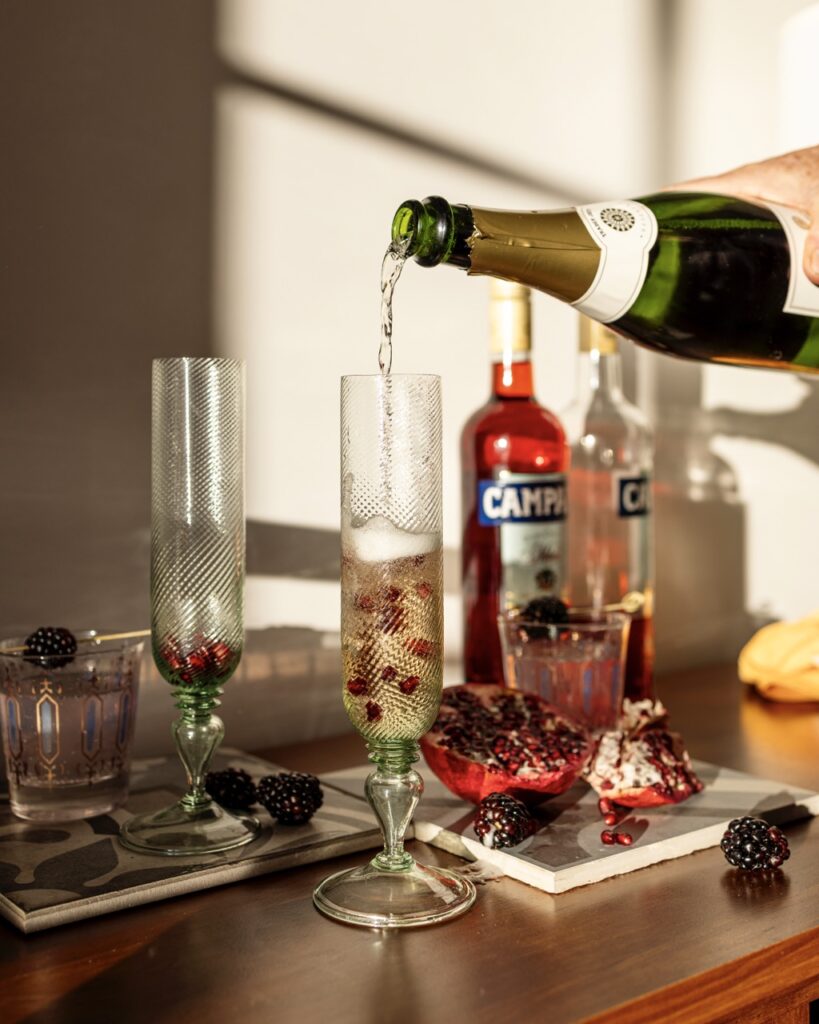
[120,357,259,855]
[313,374,475,927]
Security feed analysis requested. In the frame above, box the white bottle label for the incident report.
[572,201,659,323]
[764,201,819,316]
[478,471,567,609]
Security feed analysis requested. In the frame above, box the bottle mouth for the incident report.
[391,195,472,268]
[391,196,457,267]
[391,200,425,249]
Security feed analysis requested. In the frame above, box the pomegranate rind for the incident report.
[420,683,592,805]
[583,700,703,808]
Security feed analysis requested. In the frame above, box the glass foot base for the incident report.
[119,800,260,856]
[313,859,476,928]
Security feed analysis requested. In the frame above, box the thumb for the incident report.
[804,197,819,286]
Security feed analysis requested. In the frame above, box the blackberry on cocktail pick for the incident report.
[23,626,78,668]
[720,816,790,871]
[258,772,323,825]
[519,596,569,625]
[473,792,537,850]
[205,767,257,810]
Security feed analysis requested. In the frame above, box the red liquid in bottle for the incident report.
[461,286,568,684]
[624,611,654,701]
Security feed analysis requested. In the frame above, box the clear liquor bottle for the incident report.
[461,282,568,684]
[562,318,654,701]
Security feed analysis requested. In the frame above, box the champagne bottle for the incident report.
[461,281,567,684]
[391,193,819,372]
[562,318,654,702]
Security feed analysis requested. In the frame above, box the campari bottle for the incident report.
[461,281,568,684]
[391,193,819,372]
[562,318,654,701]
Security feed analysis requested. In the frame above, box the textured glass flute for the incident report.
[314,374,475,927]
[120,358,259,855]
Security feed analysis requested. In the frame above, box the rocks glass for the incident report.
[120,358,259,855]
[313,374,475,927]
[0,632,143,821]
[498,609,630,731]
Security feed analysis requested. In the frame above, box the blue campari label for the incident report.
[478,476,567,526]
[617,474,650,518]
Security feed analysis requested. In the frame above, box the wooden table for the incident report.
[3,664,819,1024]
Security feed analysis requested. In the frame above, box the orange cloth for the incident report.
[738,611,819,702]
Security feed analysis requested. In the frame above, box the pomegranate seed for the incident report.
[207,641,235,673]
[381,586,402,603]
[161,645,183,672]
[415,581,432,600]
[598,798,613,815]
[366,700,383,722]
[399,675,421,695]
[355,593,376,612]
[186,649,210,675]
[380,665,398,681]
[603,812,618,826]
[346,677,368,697]
[616,832,633,846]
[600,830,616,845]
[404,637,436,658]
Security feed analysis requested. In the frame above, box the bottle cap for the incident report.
[490,280,531,356]
[579,316,619,355]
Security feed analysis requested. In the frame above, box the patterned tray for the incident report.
[0,749,381,933]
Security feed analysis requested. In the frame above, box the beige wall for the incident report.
[1,1,817,754]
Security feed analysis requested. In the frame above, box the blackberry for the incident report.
[518,597,569,639]
[257,772,323,825]
[473,792,536,850]
[205,767,257,810]
[720,816,791,871]
[23,626,77,668]
[519,596,569,625]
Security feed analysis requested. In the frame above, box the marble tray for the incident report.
[324,758,819,893]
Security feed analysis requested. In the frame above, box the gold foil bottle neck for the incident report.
[470,206,601,303]
[490,280,531,356]
[579,316,619,355]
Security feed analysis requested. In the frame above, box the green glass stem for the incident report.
[172,687,224,812]
[366,741,423,873]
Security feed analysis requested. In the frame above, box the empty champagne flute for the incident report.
[313,374,475,927]
[120,357,259,855]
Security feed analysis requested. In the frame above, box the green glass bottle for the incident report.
[391,193,819,373]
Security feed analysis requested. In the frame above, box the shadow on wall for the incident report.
[0,1,217,636]
[648,354,801,675]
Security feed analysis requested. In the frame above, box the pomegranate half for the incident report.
[583,699,703,808]
[420,684,592,805]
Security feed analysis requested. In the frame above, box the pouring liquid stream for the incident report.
[379,240,409,375]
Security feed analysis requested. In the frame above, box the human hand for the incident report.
[668,145,819,285]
